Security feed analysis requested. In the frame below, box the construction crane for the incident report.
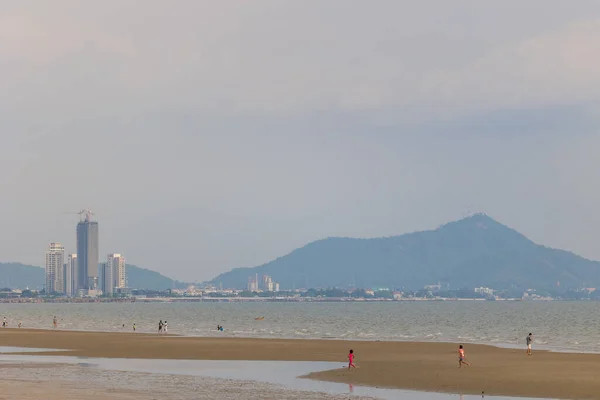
[78,209,94,222]
[64,209,95,222]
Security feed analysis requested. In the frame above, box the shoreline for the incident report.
[0,325,592,356]
[0,329,598,398]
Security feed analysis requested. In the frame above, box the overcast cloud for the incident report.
[1,1,599,281]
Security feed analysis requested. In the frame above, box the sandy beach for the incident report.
[0,362,366,400]
[1,328,599,399]
[0,378,144,400]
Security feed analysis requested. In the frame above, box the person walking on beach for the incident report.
[348,349,357,370]
[133,323,136,332]
[526,333,533,356]
[2,317,6,327]
[163,321,168,334]
[158,320,163,334]
[18,321,21,328]
[458,345,470,368]
[53,316,57,329]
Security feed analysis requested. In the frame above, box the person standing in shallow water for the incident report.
[526,333,533,356]
[348,349,357,370]
[158,320,163,334]
[53,316,57,329]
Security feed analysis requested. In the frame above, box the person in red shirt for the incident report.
[348,349,357,370]
[458,345,470,368]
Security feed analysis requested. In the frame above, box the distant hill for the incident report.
[0,263,185,291]
[126,264,187,290]
[0,263,45,290]
[209,214,600,290]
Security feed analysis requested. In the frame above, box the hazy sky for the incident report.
[2,1,600,281]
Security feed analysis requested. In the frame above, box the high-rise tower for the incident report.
[45,243,65,294]
[101,262,113,296]
[109,254,126,289]
[103,254,126,296]
[76,210,99,290]
[64,254,77,296]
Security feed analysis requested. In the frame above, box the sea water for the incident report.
[0,301,597,352]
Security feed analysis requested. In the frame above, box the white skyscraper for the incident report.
[64,254,77,296]
[45,243,65,294]
[261,275,274,291]
[105,254,126,296]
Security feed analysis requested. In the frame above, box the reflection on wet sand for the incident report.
[0,350,552,400]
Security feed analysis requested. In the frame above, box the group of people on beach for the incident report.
[345,332,535,371]
[456,332,534,368]
[1,317,20,328]
[158,320,168,334]
[2,317,24,329]
[0,314,536,373]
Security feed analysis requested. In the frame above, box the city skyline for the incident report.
[45,212,127,297]
[247,274,280,293]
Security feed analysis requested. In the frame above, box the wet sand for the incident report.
[0,328,599,399]
[0,362,367,400]
[0,377,145,400]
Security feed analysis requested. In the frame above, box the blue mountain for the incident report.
[209,214,600,290]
